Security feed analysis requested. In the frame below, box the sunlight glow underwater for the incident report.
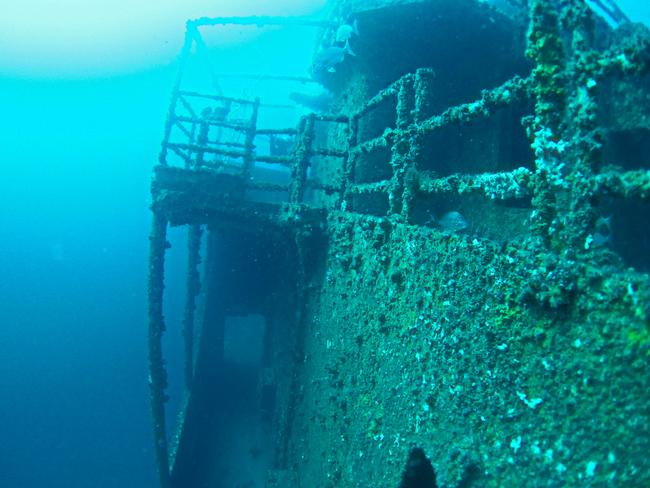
[2,1,648,79]
[0,0,327,78]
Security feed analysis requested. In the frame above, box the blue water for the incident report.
[0,2,323,485]
[0,68,197,486]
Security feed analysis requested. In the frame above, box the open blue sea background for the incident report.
[0,66,184,488]
[0,1,324,486]
[0,1,648,487]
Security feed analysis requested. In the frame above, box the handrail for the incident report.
[188,15,337,28]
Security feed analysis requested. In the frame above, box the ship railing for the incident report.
[343,71,536,221]
[343,40,650,224]
[159,87,351,206]
[157,15,343,209]
[149,16,346,488]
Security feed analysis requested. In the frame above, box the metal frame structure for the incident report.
[150,15,341,488]
[147,3,650,486]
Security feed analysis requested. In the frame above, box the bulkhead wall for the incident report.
[287,211,650,486]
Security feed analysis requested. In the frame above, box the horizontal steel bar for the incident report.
[417,168,533,200]
[189,16,337,28]
[418,76,531,135]
[207,140,247,148]
[173,115,251,132]
[255,128,298,135]
[595,168,650,200]
[178,90,256,106]
[200,161,244,172]
[254,155,293,164]
[214,73,317,83]
[351,134,390,154]
[313,114,349,124]
[312,148,347,158]
[165,142,246,159]
[245,181,289,192]
[349,180,391,194]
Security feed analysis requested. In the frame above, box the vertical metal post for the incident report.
[525,0,567,245]
[559,0,601,248]
[395,75,415,131]
[340,114,358,211]
[388,74,416,220]
[242,98,260,182]
[414,68,436,123]
[147,211,171,488]
[182,224,202,390]
[195,116,210,169]
[290,114,315,204]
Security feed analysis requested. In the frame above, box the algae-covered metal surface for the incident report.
[147,1,650,486]
[291,211,650,486]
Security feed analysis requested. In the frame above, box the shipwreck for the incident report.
[146,0,650,486]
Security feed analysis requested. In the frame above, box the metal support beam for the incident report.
[290,115,315,204]
[182,224,202,390]
[147,211,171,488]
[242,98,260,181]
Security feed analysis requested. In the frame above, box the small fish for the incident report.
[312,41,355,74]
[437,211,468,232]
[592,232,611,247]
[335,19,359,43]
[592,215,612,246]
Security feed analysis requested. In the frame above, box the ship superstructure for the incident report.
[147,2,650,486]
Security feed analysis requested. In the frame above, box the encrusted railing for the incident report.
[159,89,350,204]
[344,71,536,221]
[338,4,650,239]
